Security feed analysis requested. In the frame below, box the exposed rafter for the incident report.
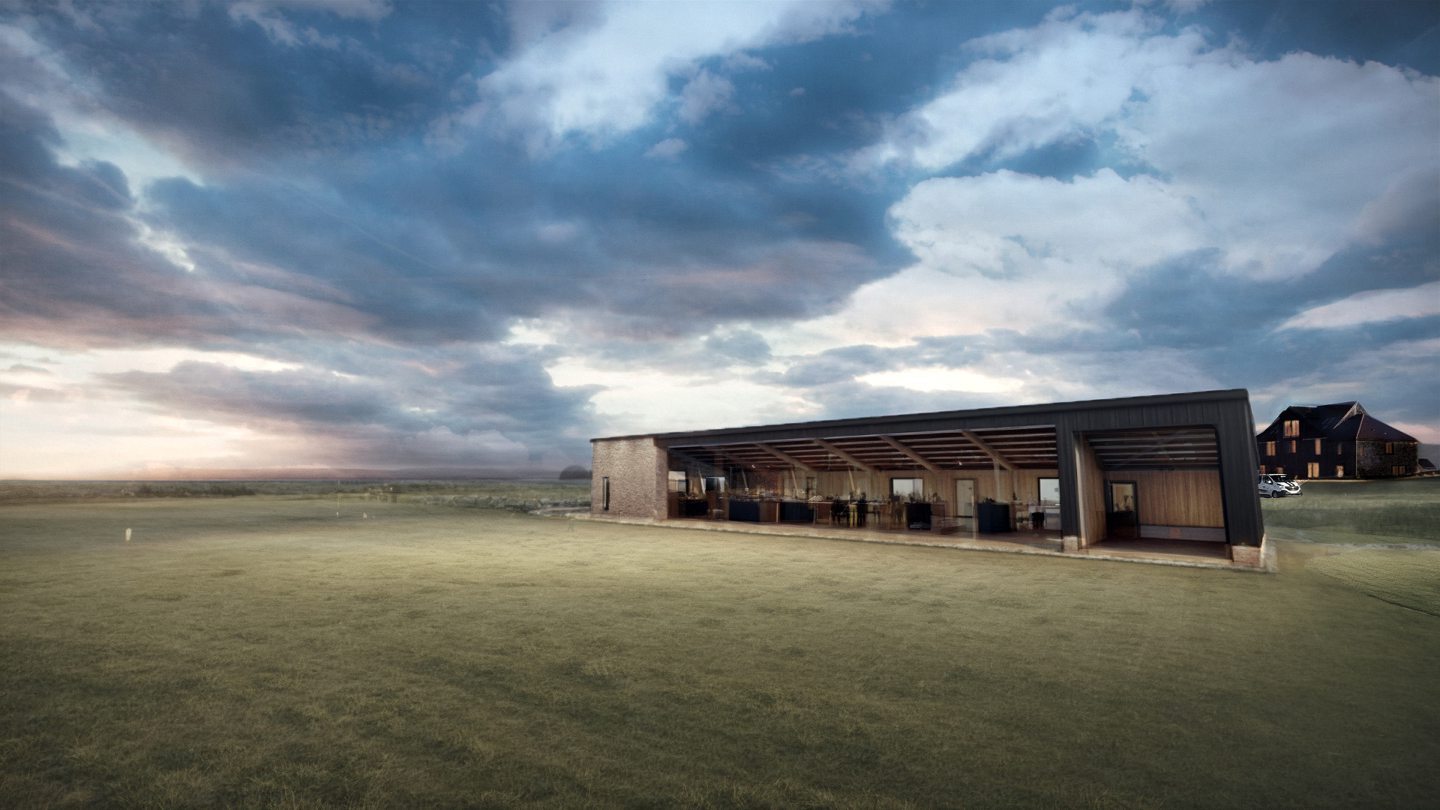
[813,438,877,472]
[960,430,1016,471]
[753,443,817,472]
[878,435,942,473]
[667,447,727,473]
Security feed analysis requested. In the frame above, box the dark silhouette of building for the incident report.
[1256,402,1419,479]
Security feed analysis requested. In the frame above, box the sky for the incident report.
[1,0,1437,478]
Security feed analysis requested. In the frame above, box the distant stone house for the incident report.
[1256,402,1419,479]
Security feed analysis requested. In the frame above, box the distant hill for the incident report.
[558,465,592,480]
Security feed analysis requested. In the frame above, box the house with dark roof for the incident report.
[1256,402,1419,479]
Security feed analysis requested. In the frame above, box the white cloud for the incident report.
[864,9,1440,280]
[1278,281,1440,331]
[479,0,880,146]
[678,69,736,124]
[1124,51,1440,278]
[773,168,1202,350]
[867,9,1208,168]
[890,169,1201,279]
[546,359,806,435]
[858,367,1022,395]
[645,137,689,160]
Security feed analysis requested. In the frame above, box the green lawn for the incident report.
[2,496,1438,808]
[1262,477,1440,546]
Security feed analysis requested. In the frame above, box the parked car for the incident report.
[1258,473,1302,498]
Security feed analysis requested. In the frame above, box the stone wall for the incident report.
[591,438,666,519]
[1355,441,1420,478]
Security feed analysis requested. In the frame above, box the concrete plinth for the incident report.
[1229,544,1263,568]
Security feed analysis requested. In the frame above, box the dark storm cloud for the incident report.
[8,1,905,353]
[772,344,894,388]
[0,91,228,347]
[14,1,504,166]
[136,142,894,345]
[703,329,771,364]
[103,347,597,458]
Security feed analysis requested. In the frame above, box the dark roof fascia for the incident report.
[592,389,1252,444]
[1354,420,1420,443]
[1255,401,1417,443]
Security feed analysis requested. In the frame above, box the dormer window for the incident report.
[1283,419,1300,438]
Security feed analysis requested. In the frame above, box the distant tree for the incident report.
[558,465,592,480]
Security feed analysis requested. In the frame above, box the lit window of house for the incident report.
[1283,419,1300,437]
[1265,441,1276,457]
[1307,462,1320,478]
[1385,442,1395,454]
[1288,440,1297,453]
[1393,465,1407,476]
[1313,439,1322,455]
[1336,466,1345,478]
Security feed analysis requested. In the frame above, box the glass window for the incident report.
[1313,439,1322,455]
[1265,441,1276,457]
[1283,419,1300,438]
[1038,478,1060,507]
[703,476,726,493]
[668,471,688,493]
[890,478,923,499]
[1307,463,1319,478]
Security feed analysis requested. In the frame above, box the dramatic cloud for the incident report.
[0,1,1436,477]
[477,0,881,146]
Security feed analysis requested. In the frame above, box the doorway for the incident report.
[1107,481,1138,539]
[955,479,976,532]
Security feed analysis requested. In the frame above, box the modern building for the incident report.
[1256,402,1420,479]
[591,389,1267,567]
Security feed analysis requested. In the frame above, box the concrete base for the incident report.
[1229,543,1263,568]
[1062,536,1081,553]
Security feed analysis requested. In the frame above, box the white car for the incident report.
[1258,473,1302,498]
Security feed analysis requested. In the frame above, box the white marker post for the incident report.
[125,528,132,543]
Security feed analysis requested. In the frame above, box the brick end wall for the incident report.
[591,438,666,519]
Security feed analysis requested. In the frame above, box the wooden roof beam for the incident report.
[813,438,878,473]
[667,448,726,474]
[960,430,1017,471]
[753,443,817,472]
[878,435,943,473]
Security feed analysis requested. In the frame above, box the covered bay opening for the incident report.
[1074,426,1230,560]
[663,424,1064,545]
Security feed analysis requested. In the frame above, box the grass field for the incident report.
[2,494,1438,808]
[1261,477,1440,546]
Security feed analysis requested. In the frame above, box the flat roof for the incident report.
[592,389,1251,444]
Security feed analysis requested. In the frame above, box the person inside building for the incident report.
[1029,500,1044,530]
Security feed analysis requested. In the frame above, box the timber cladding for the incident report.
[1103,470,1223,527]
